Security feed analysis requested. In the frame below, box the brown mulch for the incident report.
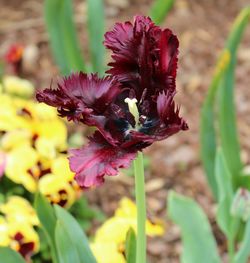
[1,0,250,262]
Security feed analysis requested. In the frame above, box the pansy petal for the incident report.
[69,132,136,188]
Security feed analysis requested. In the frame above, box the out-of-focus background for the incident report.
[0,0,250,262]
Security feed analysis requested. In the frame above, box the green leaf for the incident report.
[234,218,250,263]
[87,0,105,75]
[125,228,136,263]
[54,205,97,263]
[168,191,221,263]
[215,148,234,236]
[218,7,250,188]
[0,247,26,263]
[200,49,230,200]
[35,193,58,263]
[55,221,81,263]
[200,7,250,198]
[44,0,86,74]
[150,0,174,25]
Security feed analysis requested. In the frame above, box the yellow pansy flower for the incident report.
[8,222,40,257]
[0,94,29,131]
[51,156,74,181]
[5,145,39,192]
[0,198,39,259]
[0,216,10,246]
[38,173,76,208]
[1,130,31,151]
[92,197,164,263]
[0,196,39,226]
[91,242,126,263]
[95,197,164,244]
[0,75,34,98]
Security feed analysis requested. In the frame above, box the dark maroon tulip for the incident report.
[37,16,188,188]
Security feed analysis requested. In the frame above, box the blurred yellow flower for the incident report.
[95,197,164,244]
[51,156,74,182]
[0,197,39,258]
[92,197,164,263]
[0,79,81,211]
[91,242,126,263]
[8,222,39,257]
[39,173,76,208]
[0,216,10,246]
[0,76,34,98]
[5,145,39,192]
[0,196,39,226]
[0,94,29,131]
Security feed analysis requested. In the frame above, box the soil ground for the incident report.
[1,0,250,262]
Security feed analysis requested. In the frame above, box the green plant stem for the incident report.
[133,151,146,263]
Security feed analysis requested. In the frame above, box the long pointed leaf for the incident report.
[150,0,174,25]
[168,191,221,263]
[218,7,250,188]
[234,218,250,263]
[35,193,58,263]
[215,148,234,236]
[55,221,81,263]
[44,0,86,74]
[0,247,26,263]
[87,0,105,75]
[125,228,136,263]
[54,205,97,263]
[200,50,230,199]
[200,7,250,198]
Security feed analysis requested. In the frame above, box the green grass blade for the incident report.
[87,0,105,75]
[168,191,221,263]
[44,0,86,74]
[218,7,250,188]
[150,0,174,25]
[200,50,230,199]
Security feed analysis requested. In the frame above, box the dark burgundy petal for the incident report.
[104,21,133,52]
[104,15,179,99]
[156,91,188,134]
[69,132,136,188]
[160,29,179,79]
[36,72,121,124]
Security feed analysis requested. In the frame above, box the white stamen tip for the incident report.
[124,97,139,126]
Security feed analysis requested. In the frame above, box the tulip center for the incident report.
[124,97,140,127]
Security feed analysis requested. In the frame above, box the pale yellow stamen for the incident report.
[124,98,139,126]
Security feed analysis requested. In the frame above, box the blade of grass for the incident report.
[44,0,86,74]
[87,0,105,75]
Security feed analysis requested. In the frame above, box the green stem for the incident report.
[133,151,146,263]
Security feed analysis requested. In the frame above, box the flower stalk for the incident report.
[134,151,146,263]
